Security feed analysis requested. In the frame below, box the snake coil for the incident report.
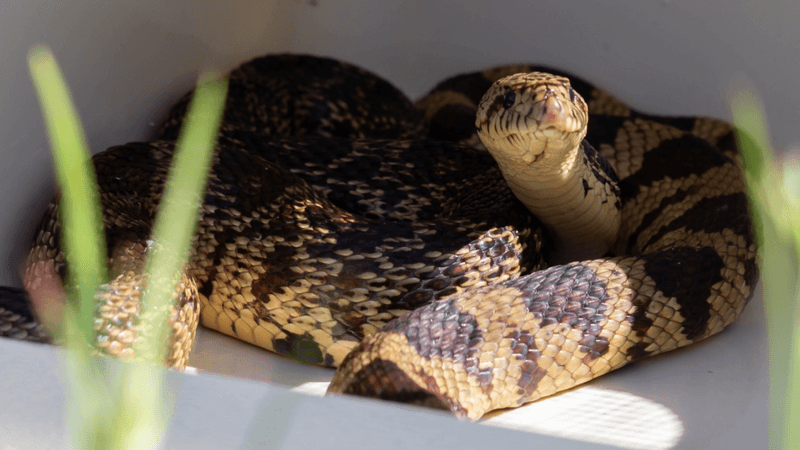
[3,54,757,421]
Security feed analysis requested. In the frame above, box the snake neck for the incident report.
[491,140,621,264]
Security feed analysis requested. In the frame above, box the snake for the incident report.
[1,54,758,421]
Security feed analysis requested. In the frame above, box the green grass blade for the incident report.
[27,45,108,343]
[28,45,114,450]
[110,73,227,449]
[29,44,227,449]
[141,72,227,364]
[731,85,800,450]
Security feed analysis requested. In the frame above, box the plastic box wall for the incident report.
[1,1,792,448]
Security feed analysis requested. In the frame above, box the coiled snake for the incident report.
[2,54,758,421]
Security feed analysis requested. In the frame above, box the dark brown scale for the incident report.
[638,247,724,340]
[582,141,621,208]
[123,133,541,358]
[384,292,481,365]
[157,54,426,141]
[616,133,732,202]
[333,352,453,411]
[0,287,50,343]
[219,131,505,223]
[420,75,495,143]
[644,193,753,251]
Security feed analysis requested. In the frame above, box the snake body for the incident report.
[5,55,757,421]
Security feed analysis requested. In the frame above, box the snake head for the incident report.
[475,72,588,168]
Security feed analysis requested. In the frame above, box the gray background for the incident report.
[0,1,788,448]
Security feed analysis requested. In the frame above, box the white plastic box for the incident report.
[1,1,789,448]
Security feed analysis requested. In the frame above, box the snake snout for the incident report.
[539,90,565,127]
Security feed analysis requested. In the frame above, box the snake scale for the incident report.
[1,54,757,421]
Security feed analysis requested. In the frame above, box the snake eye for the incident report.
[502,91,517,109]
[568,87,577,103]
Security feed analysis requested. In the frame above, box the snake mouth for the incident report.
[500,132,546,166]
[487,103,575,166]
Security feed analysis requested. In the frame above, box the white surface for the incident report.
[186,284,768,450]
[0,338,626,450]
[0,1,785,448]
